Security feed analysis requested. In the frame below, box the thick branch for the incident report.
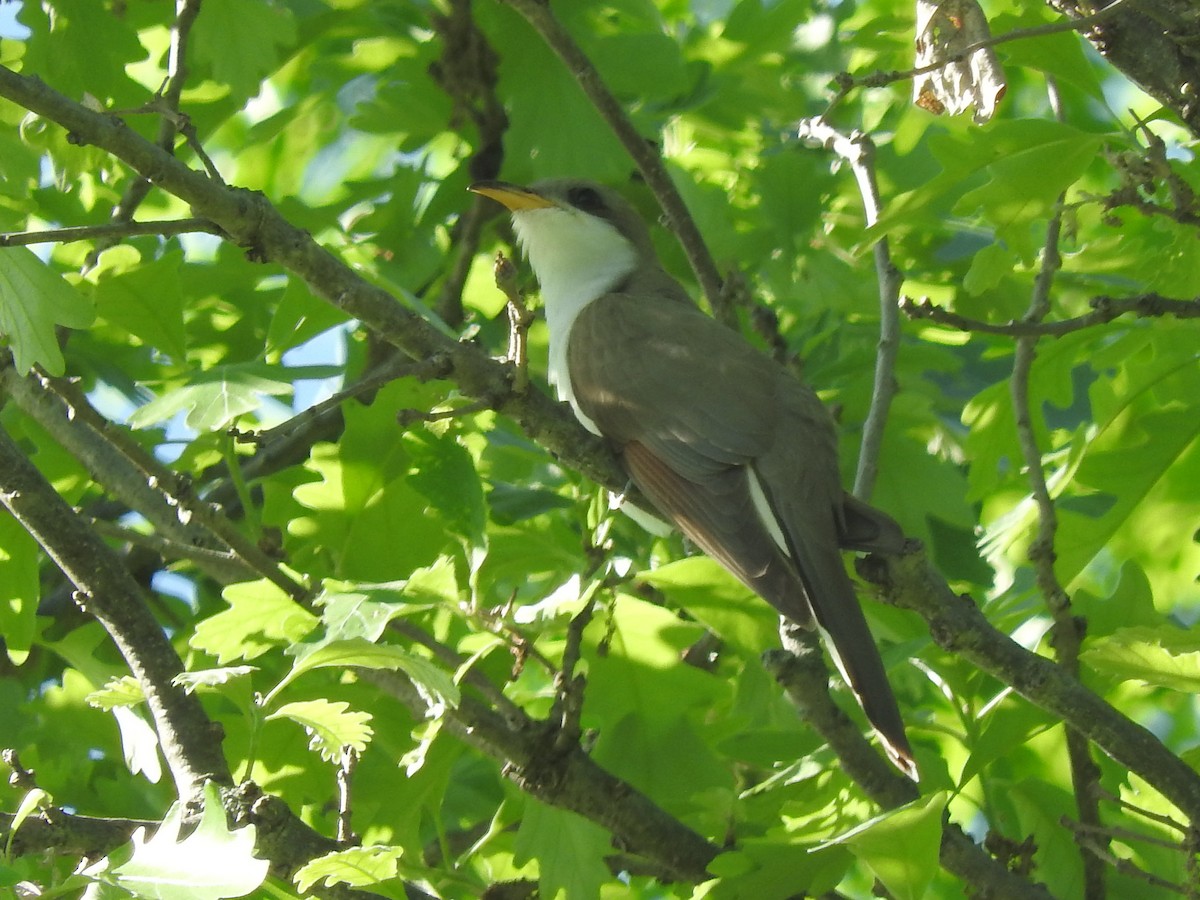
[1051,0,1200,137]
[863,546,1200,822]
[0,423,227,801]
[362,668,719,883]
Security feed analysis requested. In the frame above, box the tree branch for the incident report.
[0,422,227,801]
[837,0,1133,93]
[862,546,1200,823]
[794,120,902,502]
[361,667,720,883]
[1009,188,1105,895]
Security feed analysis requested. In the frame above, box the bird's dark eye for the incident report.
[566,185,604,213]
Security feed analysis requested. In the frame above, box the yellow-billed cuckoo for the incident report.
[470,178,917,780]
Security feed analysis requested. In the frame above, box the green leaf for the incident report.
[7,787,53,858]
[514,798,610,900]
[113,781,269,900]
[406,430,488,549]
[190,0,298,100]
[87,248,187,362]
[86,675,146,710]
[638,557,777,660]
[704,839,849,898]
[113,707,162,783]
[172,666,259,692]
[189,580,319,664]
[821,792,947,900]
[18,0,145,103]
[271,637,459,712]
[291,382,461,580]
[129,362,340,432]
[0,512,39,663]
[0,246,95,375]
[1082,626,1200,692]
[317,558,459,643]
[954,125,1102,255]
[293,845,403,893]
[267,699,374,763]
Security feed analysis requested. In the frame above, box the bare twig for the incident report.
[1097,787,1188,835]
[85,0,205,268]
[3,749,39,793]
[551,596,597,752]
[1009,145,1105,890]
[496,0,728,323]
[1064,818,1186,893]
[0,217,223,247]
[795,120,902,502]
[336,747,359,845]
[397,397,493,427]
[87,518,257,579]
[900,293,1200,336]
[235,354,452,450]
[490,251,535,394]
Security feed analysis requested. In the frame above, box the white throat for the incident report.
[512,206,637,433]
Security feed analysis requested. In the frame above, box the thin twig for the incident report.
[0,217,224,247]
[1097,787,1188,835]
[85,0,205,269]
[1065,817,1189,853]
[1010,166,1106,892]
[551,596,597,752]
[1066,822,1186,893]
[87,518,257,579]
[795,120,902,502]
[336,746,359,845]
[900,293,1200,336]
[491,250,535,394]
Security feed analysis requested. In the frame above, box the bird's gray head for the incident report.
[470,178,656,306]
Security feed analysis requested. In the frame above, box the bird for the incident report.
[470,178,917,780]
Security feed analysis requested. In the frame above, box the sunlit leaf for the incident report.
[113,781,269,900]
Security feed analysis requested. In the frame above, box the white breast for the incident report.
[512,206,637,435]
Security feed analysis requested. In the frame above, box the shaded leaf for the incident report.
[0,246,94,375]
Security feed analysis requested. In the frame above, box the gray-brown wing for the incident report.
[569,292,915,776]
